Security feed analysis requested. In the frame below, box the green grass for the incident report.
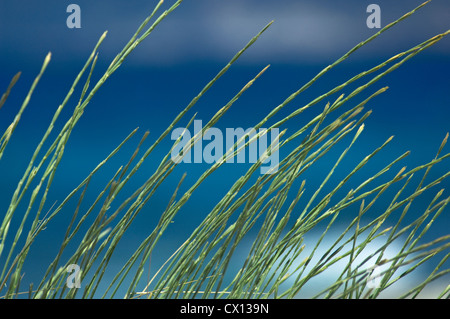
[0,0,449,299]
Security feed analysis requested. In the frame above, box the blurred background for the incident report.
[0,0,449,297]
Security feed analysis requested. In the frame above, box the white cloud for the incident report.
[0,1,448,66]
[240,231,446,298]
[121,1,450,65]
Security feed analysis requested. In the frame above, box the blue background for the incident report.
[0,1,449,297]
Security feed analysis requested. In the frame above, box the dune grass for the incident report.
[0,0,449,299]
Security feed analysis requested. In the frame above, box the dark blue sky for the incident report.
[0,1,449,297]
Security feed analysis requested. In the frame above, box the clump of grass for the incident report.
[0,0,449,299]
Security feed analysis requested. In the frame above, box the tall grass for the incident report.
[0,0,449,299]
